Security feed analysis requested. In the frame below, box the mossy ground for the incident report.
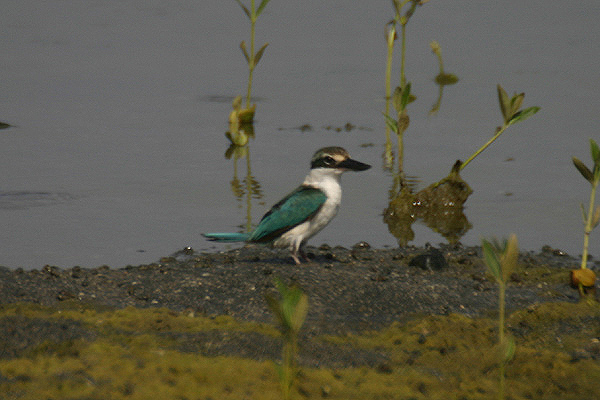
[1,300,599,400]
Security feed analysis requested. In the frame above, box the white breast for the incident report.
[273,168,343,252]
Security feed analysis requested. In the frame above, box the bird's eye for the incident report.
[324,156,335,165]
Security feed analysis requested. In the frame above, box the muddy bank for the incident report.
[0,244,588,331]
[1,243,599,399]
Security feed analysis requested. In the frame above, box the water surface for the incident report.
[1,1,598,268]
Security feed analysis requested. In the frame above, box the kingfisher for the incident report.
[203,146,371,264]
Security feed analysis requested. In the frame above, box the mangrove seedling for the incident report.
[265,278,308,400]
[382,1,426,173]
[384,0,422,107]
[383,82,413,172]
[482,234,519,400]
[234,0,271,118]
[383,20,397,169]
[460,85,540,171]
[390,0,424,89]
[571,139,600,296]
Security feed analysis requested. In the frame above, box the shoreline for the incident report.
[0,243,592,331]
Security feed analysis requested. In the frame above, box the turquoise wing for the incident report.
[249,186,326,243]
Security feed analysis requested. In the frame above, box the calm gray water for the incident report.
[1,1,599,269]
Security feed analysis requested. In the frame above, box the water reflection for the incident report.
[224,97,263,232]
[384,162,472,246]
[429,40,459,115]
[226,96,255,146]
[225,144,263,233]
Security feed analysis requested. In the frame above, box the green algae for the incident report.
[1,301,599,399]
[0,301,279,337]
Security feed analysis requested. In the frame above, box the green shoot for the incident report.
[234,0,270,109]
[460,85,540,171]
[391,0,421,88]
[482,234,519,400]
[384,21,396,109]
[264,278,308,400]
[384,20,397,166]
[383,83,412,171]
[571,139,600,298]
[383,1,425,173]
[572,139,600,270]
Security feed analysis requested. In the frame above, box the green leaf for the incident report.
[240,41,250,63]
[503,336,516,363]
[234,0,250,18]
[501,234,519,282]
[265,293,285,327]
[573,156,594,183]
[392,0,402,17]
[382,112,399,134]
[590,139,600,165]
[482,239,501,282]
[497,84,511,123]
[254,42,269,65]
[385,22,396,45]
[256,0,271,17]
[290,293,308,333]
[435,73,459,86]
[507,106,540,126]
[509,93,525,117]
[268,278,308,334]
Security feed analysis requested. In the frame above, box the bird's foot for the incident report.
[291,248,312,265]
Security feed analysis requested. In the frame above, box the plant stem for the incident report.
[398,0,417,88]
[281,332,297,400]
[385,29,394,104]
[460,124,508,171]
[384,27,394,150]
[399,22,407,89]
[436,50,444,75]
[499,282,505,348]
[498,281,506,400]
[581,183,598,269]
[397,112,406,171]
[246,0,256,108]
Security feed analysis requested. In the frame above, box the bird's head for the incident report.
[310,146,371,172]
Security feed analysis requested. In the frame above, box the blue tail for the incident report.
[203,232,250,242]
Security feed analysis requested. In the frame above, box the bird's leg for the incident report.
[291,253,302,265]
[291,243,307,265]
[299,247,310,262]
